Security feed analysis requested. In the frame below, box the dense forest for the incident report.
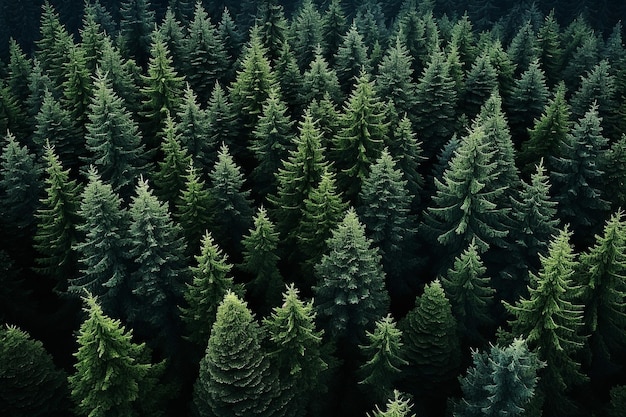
[1,0,626,416]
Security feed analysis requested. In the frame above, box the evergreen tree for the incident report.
[367,391,415,417]
[217,8,243,83]
[303,45,342,105]
[605,135,626,211]
[34,144,81,291]
[376,36,417,119]
[563,31,600,93]
[35,1,73,89]
[264,284,327,417]
[334,22,371,94]
[157,8,187,76]
[207,144,254,257]
[69,294,166,417]
[119,0,155,68]
[70,167,131,316]
[176,84,210,165]
[454,338,544,417]
[250,86,295,198]
[401,280,460,413]
[26,60,53,122]
[176,161,212,255]
[240,207,283,313]
[507,21,539,76]
[290,0,324,71]
[61,44,92,139]
[154,113,192,208]
[460,51,497,121]
[0,325,67,417]
[205,81,239,160]
[332,70,388,199]
[322,0,348,65]
[80,4,107,74]
[6,38,32,112]
[359,314,407,404]
[184,2,229,103]
[98,36,142,116]
[308,93,341,149]
[274,41,304,116]
[192,292,280,417]
[509,59,549,144]
[84,70,146,197]
[449,13,476,73]
[396,10,440,78]
[536,10,563,88]
[504,227,587,416]
[578,211,626,378]
[128,178,188,355]
[0,81,28,142]
[441,239,494,345]
[180,232,236,350]
[314,209,389,345]
[255,0,289,64]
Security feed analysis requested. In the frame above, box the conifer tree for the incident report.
[274,41,304,116]
[314,209,389,345]
[507,21,539,76]
[270,112,328,239]
[0,82,28,142]
[563,31,600,93]
[504,227,587,416]
[176,161,212,255]
[396,10,440,78]
[449,13,476,73]
[487,40,516,108]
[69,294,166,417]
[256,0,289,64]
[367,391,415,417]
[154,114,192,208]
[536,11,563,88]
[62,44,92,138]
[264,284,327,417]
[250,86,295,198]
[157,8,187,76]
[401,280,460,412]
[180,232,237,350]
[441,239,494,345]
[334,22,371,94]
[605,135,626,211]
[322,0,348,65]
[35,1,73,89]
[184,2,229,103]
[84,70,146,197]
[240,207,283,313]
[290,0,324,70]
[332,70,387,199]
[205,81,239,160]
[460,52,497,121]
[79,5,107,73]
[193,292,280,417]
[578,211,626,378]
[98,36,142,116]
[70,167,131,316]
[509,59,549,144]
[376,36,417,118]
[359,314,407,404]
[26,61,53,122]
[217,8,243,83]
[455,338,543,417]
[6,38,32,107]
[34,144,81,291]
[303,45,342,105]
[207,144,254,257]
[119,0,155,68]
[0,325,67,417]
[176,84,210,165]
[308,93,341,148]
[128,178,188,354]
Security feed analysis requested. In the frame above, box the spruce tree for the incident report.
[98,36,142,116]
[334,22,371,94]
[240,207,283,314]
[359,314,407,404]
[449,13,476,73]
[314,209,389,345]
[303,45,342,105]
[274,41,305,116]
[507,21,539,77]
[61,44,92,139]
[176,84,210,166]
[192,292,280,417]
[205,81,239,160]
[217,8,243,83]
[79,5,107,73]
[376,36,417,120]
[605,135,626,211]
[35,1,73,89]
[119,0,155,68]
[290,0,324,71]
[6,38,32,108]
[504,227,587,416]
[34,144,81,291]
[322,0,348,65]
[367,391,415,417]
[176,161,212,255]
[70,167,131,316]
[396,10,440,78]
[460,51,497,121]
[26,60,53,122]
[536,11,563,88]
[157,8,187,77]
[509,59,549,145]
[255,0,289,64]
[180,232,237,350]
[69,294,166,417]
[0,325,67,417]
[84,70,146,197]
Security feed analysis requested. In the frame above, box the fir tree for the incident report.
[180,232,237,350]
[376,36,417,120]
[314,209,389,345]
[176,84,210,165]
[176,161,212,255]
[322,0,348,65]
[205,81,239,160]
[154,113,192,208]
[509,59,549,144]
[303,45,342,105]
[536,11,563,88]
[504,227,587,416]
[119,0,155,68]
[507,21,539,76]
[80,5,107,73]
[192,292,280,417]
[0,325,67,417]
[61,44,92,139]
[255,0,289,64]
[367,391,415,417]
[98,36,142,116]
[605,135,626,211]
[449,13,476,73]
[396,10,440,78]
[460,51,497,121]
[274,41,305,116]
[217,8,243,83]
[290,0,324,71]
[563,31,600,93]
[157,8,187,77]
[334,22,371,94]
[35,1,73,89]
[26,60,53,122]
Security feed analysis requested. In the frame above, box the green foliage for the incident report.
[176,161,212,255]
[217,8,243,83]
[367,390,415,417]
[193,292,280,417]
[158,8,186,76]
[605,135,626,210]
[536,11,563,87]
[176,84,210,166]
[334,22,370,94]
[180,232,236,350]
[35,2,73,89]
[119,0,155,68]
[460,51,497,121]
[69,295,166,417]
[256,0,289,64]
[290,0,324,70]
[509,58,549,144]
[507,21,539,76]
[303,45,342,105]
[322,0,348,65]
[274,41,305,116]
[98,36,142,116]
[0,325,67,417]
[154,113,192,207]
[454,338,544,417]
[62,44,92,138]
[205,81,239,158]
[396,10,440,77]
[376,36,417,119]
[314,209,389,344]
[504,227,587,416]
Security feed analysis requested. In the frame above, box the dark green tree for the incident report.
[321,0,348,65]
[217,7,243,83]
[255,0,289,64]
[449,13,476,73]
[176,84,210,166]
[359,314,407,404]
[157,8,186,76]
[536,11,563,88]
[509,59,549,144]
[205,81,239,160]
[61,44,92,139]
[507,21,539,76]
[290,0,324,70]
[334,23,371,95]
[119,0,155,68]
[605,135,626,211]
[460,52,497,121]
[35,1,73,89]
[176,161,212,255]
[0,325,67,417]
[563,31,600,93]
[376,36,417,119]
[274,41,305,116]
[6,38,32,115]
[314,208,389,345]
[80,4,107,73]
[192,292,280,417]
[395,10,440,78]
[303,44,342,105]
[154,113,192,208]
[504,227,587,416]
[69,294,166,417]
[98,36,142,116]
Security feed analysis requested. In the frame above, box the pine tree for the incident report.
[176,84,210,166]
[460,51,497,121]
[255,0,289,64]
[263,284,327,417]
[396,10,440,78]
[536,10,563,88]
[504,227,587,416]
[158,8,187,77]
[314,209,389,345]
[26,60,53,123]
[240,207,283,314]
[35,1,73,89]
[563,31,600,93]
[449,13,476,73]
[332,70,388,199]
[454,338,544,417]
[192,292,280,417]
[367,391,415,417]
[70,167,131,316]
[401,280,460,412]
[303,45,342,105]
[98,36,142,116]
[180,232,237,350]
[34,144,81,291]
[0,325,67,417]
[290,0,324,70]
[578,211,626,378]
[207,144,254,257]
[217,7,243,83]
[6,38,32,113]
[69,294,166,417]
[119,0,155,68]
[274,41,305,116]
[322,0,348,65]
[84,70,146,197]
[184,2,229,103]
[176,161,212,255]
[127,178,188,355]
[507,21,539,77]
[605,135,626,211]
[509,59,549,145]
[441,239,494,345]
[250,86,295,198]
[80,4,107,73]
[376,36,417,120]
[334,22,370,94]
[61,44,92,139]
[205,81,239,160]
[359,314,407,404]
